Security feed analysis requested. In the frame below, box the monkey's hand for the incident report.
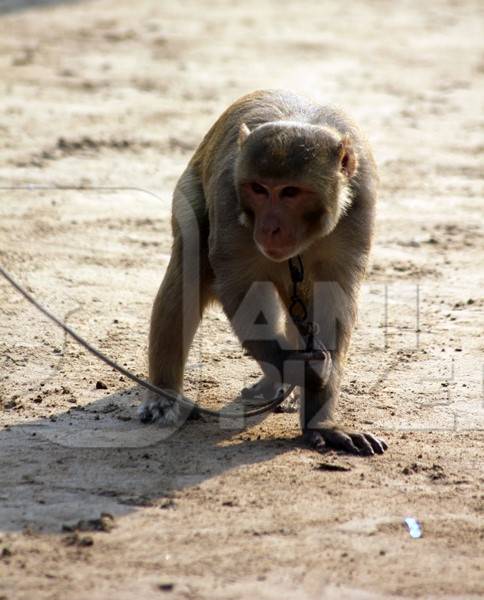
[138,389,187,426]
[305,425,388,456]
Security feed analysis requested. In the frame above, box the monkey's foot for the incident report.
[275,387,299,413]
[240,377,297,411]
[241,376,280,401]
[305,427,388,456]
[138,390,183,426]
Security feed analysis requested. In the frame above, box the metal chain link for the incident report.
[288,256,320,352]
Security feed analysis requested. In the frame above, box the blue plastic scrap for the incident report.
[404,517,422,538]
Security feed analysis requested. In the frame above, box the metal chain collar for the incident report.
[287,256,320,352]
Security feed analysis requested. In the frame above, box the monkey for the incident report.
[140,89,387,456]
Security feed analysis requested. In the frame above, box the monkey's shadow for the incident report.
[0,388,296,533]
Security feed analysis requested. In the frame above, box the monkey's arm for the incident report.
[141,169,214,424]
[301,290,387,456]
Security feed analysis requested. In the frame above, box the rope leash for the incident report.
[0,258,322,420]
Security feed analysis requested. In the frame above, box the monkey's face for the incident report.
[238,180,326,261]
[236,122,357,262]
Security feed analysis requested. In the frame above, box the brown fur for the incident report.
[143,90,387,455]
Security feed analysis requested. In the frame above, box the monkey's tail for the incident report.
[0,264,294,420]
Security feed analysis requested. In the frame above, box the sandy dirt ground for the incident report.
[0,0,483,598]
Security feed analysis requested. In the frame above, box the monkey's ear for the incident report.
[238,123,251,146]
[337,134,358,178]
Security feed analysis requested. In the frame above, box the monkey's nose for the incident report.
[269,226,281,238]
[261,223,281,237]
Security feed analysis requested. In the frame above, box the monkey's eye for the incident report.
[280,186,300,198]
[250,182,268,196]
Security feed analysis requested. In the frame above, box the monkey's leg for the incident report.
[211,262,293,393]
[238,284,295,405]
[240,311,300,410]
